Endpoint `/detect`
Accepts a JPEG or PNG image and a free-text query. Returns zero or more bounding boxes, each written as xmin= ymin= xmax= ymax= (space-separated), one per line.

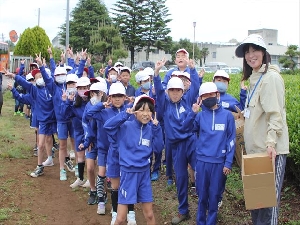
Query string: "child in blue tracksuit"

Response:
xmin=186 ymin=82 xmax=236 ymax=225
xmin=60 ymin=76 xmax=90 ymax=188
xmin=85 ymin=82 xmax=135 ymax=224
xmin=104 ymin=94 xmax=163 ymax=225
xmin=6 ymin=58 xmax=56 ymax=178
xmin=154 ymin=58 xmax=199 ymax=224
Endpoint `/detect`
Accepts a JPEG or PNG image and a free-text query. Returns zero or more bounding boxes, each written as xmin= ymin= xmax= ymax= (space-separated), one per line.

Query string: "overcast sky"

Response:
xmin=0 ymin=0 xmax=299 ymax=46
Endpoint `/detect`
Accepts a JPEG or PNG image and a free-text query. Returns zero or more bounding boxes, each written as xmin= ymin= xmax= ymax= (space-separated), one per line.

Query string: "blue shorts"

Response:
xmin=106 ymin=148 xmax=120 ymax=178
xmin=97 ymin=152 xmax=107 ymax=167
xmin=118 ymin=170 xmax=153 ymax=204
xmin=38 ymin=122 xmax=57 ymax=135
xmin=57 ymin=121 xmax=74 ymax=140
xmin=74 ymin=129 xmax=84 ymax=152
xmin=86 ymin=145 xmax=97 ymax=160
xmin=31 ymin=112 xmax=39 ymax=128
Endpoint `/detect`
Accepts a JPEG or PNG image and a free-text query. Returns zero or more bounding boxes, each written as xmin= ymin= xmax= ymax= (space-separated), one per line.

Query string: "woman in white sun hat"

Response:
xmin=235 ymin=34 xmax=289 ymax=225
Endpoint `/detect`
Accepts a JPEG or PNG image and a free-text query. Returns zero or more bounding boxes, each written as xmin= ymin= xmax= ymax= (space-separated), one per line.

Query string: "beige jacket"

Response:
xmin=244 ymin=64 xmax=289 ymax=155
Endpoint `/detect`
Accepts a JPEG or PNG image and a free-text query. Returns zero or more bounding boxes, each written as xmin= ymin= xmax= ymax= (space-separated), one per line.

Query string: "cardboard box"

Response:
xmin=233 ymin=106 xmax=246 ymax=167
xmin=242 ymin=153 xmax=277 ymax=210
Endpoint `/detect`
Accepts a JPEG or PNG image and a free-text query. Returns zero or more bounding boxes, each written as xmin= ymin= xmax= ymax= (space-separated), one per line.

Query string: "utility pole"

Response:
xmin=38 ymin=8 xmax=40 ymax=26
xmin=193 ymin=22 xmax=196 ymax=60
xmin=66 ymin=0 xmax=70 ymax=65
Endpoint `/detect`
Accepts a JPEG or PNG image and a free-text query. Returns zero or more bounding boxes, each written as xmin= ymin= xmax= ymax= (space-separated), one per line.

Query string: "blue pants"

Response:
xmin=196 ymin=161 xmax=224 ymax=225
xmin=170 ymin=134 xmax=196 ymax=215
xmin=165 ymin=138 xmax=173 ymax=177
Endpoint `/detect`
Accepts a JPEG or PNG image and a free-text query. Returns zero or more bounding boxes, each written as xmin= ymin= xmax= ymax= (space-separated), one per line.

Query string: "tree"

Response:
xmin=59 ymin=0 xmax=111 ymax=51
xmin=278 ymin=45 xmax=300 ymax=72
xmin=201 ymin=48 xmax=209 ymax=66
xmin=89 ymin=23 xmax=128 ymax=64
xmin=14 ymin=26 xmax=52 ymax=61
xmin=111 ymin=0 xmax=172 ymax=67
xmin=170 ymin=39 xmax=202 ymax=63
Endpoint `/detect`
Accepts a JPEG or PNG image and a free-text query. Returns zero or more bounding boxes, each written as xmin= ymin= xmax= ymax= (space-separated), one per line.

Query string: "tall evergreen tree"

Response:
xmin=59 ymin=0 xmax=111 ymax=51
xmin=112 ymin=0 xmax=172 ymax=67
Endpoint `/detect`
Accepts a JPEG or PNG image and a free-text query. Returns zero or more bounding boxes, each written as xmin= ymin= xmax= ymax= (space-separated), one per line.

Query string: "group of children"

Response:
xmin=4 ymin=46 xmax=245 ymax=225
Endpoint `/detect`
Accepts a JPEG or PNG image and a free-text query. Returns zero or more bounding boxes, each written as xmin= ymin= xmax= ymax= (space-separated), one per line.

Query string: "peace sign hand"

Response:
xmin=35 ymin=52 xmax=43 ymax=67
xmin=192 ymin=98 xmax=201 ymax=113
xmin=150 ymin=112 xmax=159 ymax=126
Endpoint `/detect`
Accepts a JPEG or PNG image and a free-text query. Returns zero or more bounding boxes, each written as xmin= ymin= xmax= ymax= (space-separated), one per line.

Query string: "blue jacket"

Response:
xmin=154 ymin=74 xmax=198 ymax=143
xmin=15 ymin=73 xmax=55 ymax=123
xmin=124 ymin=84 xmax=135 ymax=97
xmin=219 ymin=91 xmax=246 ymax=112
xmin=104 ymin=110 xmax=163 ymax=172
xmin=85 ymin=103 xmax=131 ymax=153
xmin=186 ymin=105 xmax=236 ymax=169
xmin=76 ymin=59 xmax=95 ymax=78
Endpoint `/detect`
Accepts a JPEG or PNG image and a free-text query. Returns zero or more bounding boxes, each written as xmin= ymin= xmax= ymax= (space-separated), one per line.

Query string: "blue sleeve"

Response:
xmin=181 ymin=111 xmax=198 ymax=132
xmin=85 ymin=102 xmax=105 ymax=120
xmin=199 ymin=77 xmax=203 ymax=86
xmin=104 ymin=65 xmax=111 ymax=78
xmin=153 ymin=76 xmax=166 ymax=122
xmin=15 ymin=75 xmax=32 ymax=92
xmin=239 ymin=89 xmax=247 ymax=111
xmin=186 ymin=68 xmax=200 ymax=105
xmin=50 ymin=58 xmax=56 ymax=75
xmin=11 ymin=88 xmax=31 ymax=105
xmin=40 ymin=66 xmax=55 ymax=95
xmin=76 ymin=59 xmax=86 ymax=77
xmin=82 ymin=119 xmax=96 ymax=149
xmin=68 ymin=58 xmax=75 ymax=68
xmin=225 ymin=114 xmax=236 ymax=169
xmin=88 ymin=65 xmax=95 ymax=78
xmin=60 ymin=100 xmax=74 ymax=119
xmin=19 ymin=63 xmax=25 ymax=75
xmin=103 ymin=111 xmax=131 ymax=143
xmin=162 ymin=69 xmax=173 ymax=90
xmin=151 ymin=124 xmax=164 ymax=154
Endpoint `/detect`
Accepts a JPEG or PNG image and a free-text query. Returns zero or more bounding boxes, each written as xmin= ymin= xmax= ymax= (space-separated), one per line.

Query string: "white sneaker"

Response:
xmin=111 ymin=212 xmax=117 ymax=225
xmin=127 ymin=211 xmax=137 ymax=225
xmin=69 ymin=150 xmax=76 ymax=159
xmin=82 ymin=180 xmax=90 ymax=188
xmin=70 ymin=178 xmax=85 ymax=188
xmin=42 ymin=158 xmax=54 ymax=167
xmin=97 ymin=202 xmax=105 ymax=215
xmin=218 ymin=200 xmax=223 ymax=209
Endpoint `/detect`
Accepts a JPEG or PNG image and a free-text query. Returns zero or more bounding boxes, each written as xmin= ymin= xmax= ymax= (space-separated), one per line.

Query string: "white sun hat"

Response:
xmin=135 ymin=70 xmax=150 ymax=83
xmin=54 ymin=66 xmax=67 ymax=75
xmin=143 ymin=67 xmax=154 ymax=76
xmin=76 ymin=77 xmax=91 ymax=87
xmin=213 ymin=70 xmax=230 ymax=81
xmin=235 ymin=34 xmax=267 ymax=58
xmin=84 ymin=82 xmax=108 ymax=96
xmin=167 ymin=77 xmax=184 ymax=90
xmin=133 ymin=94 xmax=155 ymax=109
xmin=199 ymin=82 xmax=218 ymax=97
xmin=108 ymin=82 xmax=126 ymax=96
xmin=26 ymin=73 xmax=34 ymax=81
xmin=66 ymin=74 xmax=78 ymax=83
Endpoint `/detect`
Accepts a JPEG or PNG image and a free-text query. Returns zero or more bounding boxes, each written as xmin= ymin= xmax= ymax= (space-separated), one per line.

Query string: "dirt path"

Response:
xmin=0 ymin=155 xmax=161 ymax=225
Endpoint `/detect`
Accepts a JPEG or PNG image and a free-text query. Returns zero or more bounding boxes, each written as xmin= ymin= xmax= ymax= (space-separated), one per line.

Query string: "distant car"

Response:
xmin=131 ymin=61 xmax=155 ymax=72
xmin=222 ymin=67 xmax=241 ymax=74
xmin=159 ymin=66 xmax=168 ymax=73
xmin=195 ymin=66 xmax=213 ymax=73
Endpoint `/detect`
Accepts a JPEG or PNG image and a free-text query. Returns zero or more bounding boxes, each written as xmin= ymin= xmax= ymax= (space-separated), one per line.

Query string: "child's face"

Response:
xmin=110 ymin=94 xmax=126 ymax=108
xmin=34 ymin=73 xmax=42 ymax=80
xmin=167 ymin=88 xmax=183 ymax=103
xmin=67 ymin=82 xmax=76 ymax=88
xmin=179 ymin=77 xmax=191 ymax=91
xmin=119 ymin=71 xmax=130 ymax=84
xmin=175 ymin=52 xmax=188 ymax=68
xmin=135 ymin=102 xmax=152 ymax=124
xmin=214 ymin=76 xmax=229 ymax=87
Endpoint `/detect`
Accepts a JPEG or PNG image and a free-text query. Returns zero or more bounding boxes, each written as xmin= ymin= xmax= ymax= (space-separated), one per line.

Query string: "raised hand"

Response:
xmin=126 ymin=107 xmax=135 ymax=114
xmin=7 ymin=80 xmax=13 ymax=90
xmin=198 ymin=68 xmax=205 ymax=78
xmin=150 ymin=112 xmax=159 ymax=126
xmin=35 ymin=52 xmax=43 ymax=67
xmin=240 ymin=80 xmax=247 ymax=90
xmin=188 ymin=59 xmax=195 ymax=69
xmin=81 ymin=48 xmax=88 ymax=60
xmin=154 ymin=58 xmax=166 ymax=76
xmin=62 ymin=89 xmax=67 ymax=101
xmin=192 ymin=98 xmax=201 ymax=113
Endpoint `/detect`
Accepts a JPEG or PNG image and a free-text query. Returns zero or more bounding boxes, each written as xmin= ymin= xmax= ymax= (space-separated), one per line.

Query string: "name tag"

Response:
xmin=215 ymin=124 xmax=225 ymax=131
xmin=141 ymin=139 xmax=150 ymax=147
xmin=244 ymin=108 xmax=250 ymax=118
xmin=179 ymin=106 xmax=185 ymax=114
xmin=221 ymin=101 xmax=229 ymax=108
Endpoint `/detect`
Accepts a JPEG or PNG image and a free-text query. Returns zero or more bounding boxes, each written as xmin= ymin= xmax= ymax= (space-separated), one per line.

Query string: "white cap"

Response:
xmin=26 ymin=73 xmax=34 ymax=81
xmin=76 ymin=77 xmax=91 ymax=87
xmin=176 ymin=48 xmax=189 ymax=58
xmin=135 ymin=70 xmax=150 ymax=83
xmin=177 ymin=71 xmax=190 ymax=81
xmin=108 ymin=67 xmax=120 ymax=74
xmin=119 ymin=66 xmax=131 ymax=74
xmin=114 ymin=62 xmax=123 ymax=67
xmin=213 ymin=70 xmax=230 ymax=81
xmin=199 ymin=82 xmax=218 ymax=96
xmin=167 ymin=77 xmax=184 ymax=90
xmin=143 ymin=67 xmax=154 ymax=76
xmin=133 ymin=94 xmax=155 ymax=109
xmin=235 ymin=34 xmax=267 ymax=58
xmin=95 ymin=76 xmax=106 ymax=84
xmin=84 ymin=82 xmax=108 ymax=96
xmin=66 ymin=74 xmax=78 ymax=83
xmin=30 ymin=62 xmax=39 ymax=68
xmin=108 ymin=82 xmax=126 ymax=96
xmin=54 ymin=66 xmax=67 ymax=75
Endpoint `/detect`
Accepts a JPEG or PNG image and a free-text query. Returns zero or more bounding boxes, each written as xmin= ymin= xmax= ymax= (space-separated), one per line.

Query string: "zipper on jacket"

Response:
xmin=175 ymin=103 xmax=179 ymax=118
xmin=212 ymin=110 xmax=215 ymax=131
xmin=139 ymin=124 xmax=143 ymax=145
